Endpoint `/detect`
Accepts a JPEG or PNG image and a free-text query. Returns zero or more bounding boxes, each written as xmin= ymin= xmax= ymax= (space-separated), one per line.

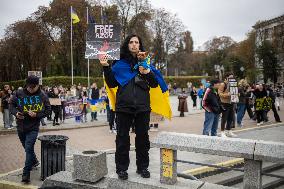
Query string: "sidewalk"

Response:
xmin=0 ymin=96 xmax=202 ymax=135
xmin=0 ymin=124 xmax=283 ymax=189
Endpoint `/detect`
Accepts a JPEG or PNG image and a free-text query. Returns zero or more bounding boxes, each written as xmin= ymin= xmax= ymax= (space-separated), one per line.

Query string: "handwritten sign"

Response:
xmin=17 ymin=95 xmax=44 ymax=113
xmin=85 ymin=24 xmax=121 ymax=60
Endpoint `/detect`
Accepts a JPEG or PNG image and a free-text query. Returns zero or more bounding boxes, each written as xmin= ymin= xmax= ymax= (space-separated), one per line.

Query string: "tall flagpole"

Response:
xmin=86 ymin=7 xmax=90 ymax=89
xmin=101 ymin=6 xmax=105 ymax=87
xmin=70 ymin=6 xmax=74 ymax=86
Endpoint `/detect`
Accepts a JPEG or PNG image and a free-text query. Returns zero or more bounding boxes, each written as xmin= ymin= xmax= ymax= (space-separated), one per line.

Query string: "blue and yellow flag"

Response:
xmin=105 ymin=58 xmax=172 ymax=119
xmin=71 ymin=8 xmax=80 ymax=24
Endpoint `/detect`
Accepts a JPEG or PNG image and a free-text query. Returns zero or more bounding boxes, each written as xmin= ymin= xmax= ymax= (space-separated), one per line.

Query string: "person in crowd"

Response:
xmin=275 ymin=86 xmax=282 ymax=111
xmin=187 ymin=82 xmax=192 ymax=94
xmin=202 ymin=79 xmax=222 ymax=136
xmin=49 ymin=86 xmax=61 ymax=126
xmin=236 ymin=79 xmax=247 ymax=127
xmin=218 ymin=74 xmax=237 ymax=137
xmin=9 ymin=75 xmax=51 ymax=183
xmin=267 ymin=85 xmax=281 ymax=123
xmin=59 ymin=89 xmax=67 ymax=123
xmin=90 ymin=83 xmax=99 ymax=121
xmin=1 ymin=85 xmax=14 ymax=129
xmin=168 ymin=83 xmax=172 ymax=94
xmin=190 ymin=86 xmax=198 ymax=109
xmin=197 ymin=85 xmax=204 ymax=110
xmin=149 ymin=112 xmax=163 ymax=131
xmin=178 ymin=89 xmax=188 ymax=117
xmin=245 ymin=85 xmax=254 ymax=119
xmin=253 ymin=84 xmax=268 ymax=126
xmin=100 ymin=34 xmax=158 ymax=180
xmin=80 ymin=90 xmax=88 ymax=123
xmin=173 ymin=83 xmax=177 ymax=95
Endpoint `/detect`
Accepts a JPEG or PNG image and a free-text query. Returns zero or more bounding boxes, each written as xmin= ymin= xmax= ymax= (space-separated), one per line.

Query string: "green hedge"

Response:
xmin=0 ymin=75 xmax=210 ymax=90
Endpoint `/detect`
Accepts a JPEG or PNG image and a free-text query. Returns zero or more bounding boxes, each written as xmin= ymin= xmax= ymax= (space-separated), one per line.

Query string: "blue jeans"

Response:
xmin=237 ymin=103 xmax=246 ymax=125
xmin=203 ymin=111 xmax=220 ymax=136
xmin=18 ymin=130 xmax=38 ymax=174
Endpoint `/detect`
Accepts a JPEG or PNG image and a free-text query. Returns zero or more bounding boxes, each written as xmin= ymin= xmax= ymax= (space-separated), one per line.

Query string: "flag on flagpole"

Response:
xmin=88 ymin=13 xmax=96 ymax=24
xmin=71 ymin=7 xmax=80 ymax=24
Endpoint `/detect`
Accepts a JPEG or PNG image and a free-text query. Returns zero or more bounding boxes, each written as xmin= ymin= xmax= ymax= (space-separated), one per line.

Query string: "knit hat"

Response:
xmin=26 ymin=75 xmax=39 ymax=86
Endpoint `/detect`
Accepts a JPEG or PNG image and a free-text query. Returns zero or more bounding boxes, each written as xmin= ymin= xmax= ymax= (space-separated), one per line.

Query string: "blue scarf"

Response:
xmin=112 ymin=59 xmax=168 ymax=93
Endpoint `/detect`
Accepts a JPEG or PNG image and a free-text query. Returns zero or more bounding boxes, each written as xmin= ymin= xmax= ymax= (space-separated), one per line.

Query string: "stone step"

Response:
xmin=199 ymin=162 xmax=284 ymax=188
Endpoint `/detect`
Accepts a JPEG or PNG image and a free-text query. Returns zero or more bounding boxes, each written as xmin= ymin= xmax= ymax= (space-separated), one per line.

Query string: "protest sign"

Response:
xmin=85 ymin=24 xmax=121 ymax=60
xmin=49 ymin=98 xmax=62 ymax=105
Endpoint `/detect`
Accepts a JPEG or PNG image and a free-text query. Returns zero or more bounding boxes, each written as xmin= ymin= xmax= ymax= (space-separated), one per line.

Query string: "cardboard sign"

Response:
xmin=228 ymin=78 xmax=239 ymax=103
xmin=85 ymin=24 xmax=121 ymax=60
xmin=49 ymin=98 xmax=62 ymax=105
xmin=28 ymin=71 xmax=42 ymax=85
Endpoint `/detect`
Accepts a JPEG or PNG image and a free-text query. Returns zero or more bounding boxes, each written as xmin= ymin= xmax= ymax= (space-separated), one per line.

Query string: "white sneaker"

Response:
xmin=112 ymin=129 xmax=117 ymax=134
xmin=226 ymin=130 xmax=237 ymax=137
xmin=257 ymin=123 xmax=261 ymax=126
xmin=220 ymin=131 xmax=227 ymax=137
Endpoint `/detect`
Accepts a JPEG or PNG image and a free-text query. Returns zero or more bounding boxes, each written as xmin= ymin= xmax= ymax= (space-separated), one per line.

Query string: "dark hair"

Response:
xmin=120 ymin=34 xmax=145 ymax=60
xmin=210 ymin=79 xmax=220 ymax=86
xmin=26 ymin=75 xmax=39 ymax=85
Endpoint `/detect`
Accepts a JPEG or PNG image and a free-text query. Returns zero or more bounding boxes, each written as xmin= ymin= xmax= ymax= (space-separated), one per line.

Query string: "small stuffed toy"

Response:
xmin=134 ymin=51 xmax=151 ymax=70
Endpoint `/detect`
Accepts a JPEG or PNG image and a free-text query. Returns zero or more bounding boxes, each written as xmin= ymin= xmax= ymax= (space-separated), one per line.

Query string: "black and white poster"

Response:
xmin=228 ymin=78 xmax=239 ymax=103
xmin=85 ymin=24 xmax=121 ymax=60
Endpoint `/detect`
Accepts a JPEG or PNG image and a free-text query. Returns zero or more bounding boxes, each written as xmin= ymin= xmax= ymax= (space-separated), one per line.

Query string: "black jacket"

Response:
xmin=103 ymin=58 xmax=158 ymax=114
xmin=202 ymin=87 xmax=221 ymax=114
xmin=91 ymin=88 xmax=100 ymax=100
xmin=9 ymin=88 xmax=51 ymax=132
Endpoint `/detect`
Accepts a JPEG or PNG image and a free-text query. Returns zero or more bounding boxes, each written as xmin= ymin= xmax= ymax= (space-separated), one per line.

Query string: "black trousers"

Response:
xmin=272 ymin=103 xmax=281 ymax=122
xmin=221 ymin=103 xmax=234 ymax=131
xmin=115 ymin=111 xmax=150 ymax=172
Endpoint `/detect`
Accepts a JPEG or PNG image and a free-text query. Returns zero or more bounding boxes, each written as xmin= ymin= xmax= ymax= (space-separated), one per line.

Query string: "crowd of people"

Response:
xmin=200 ymin=74 xmax=283 ymax=137
xmin=0 ymin=82 xmax=117 ymax=131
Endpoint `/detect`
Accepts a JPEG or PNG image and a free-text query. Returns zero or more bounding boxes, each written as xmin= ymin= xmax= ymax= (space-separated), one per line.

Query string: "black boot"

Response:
xmin=116 ymin=170 xmax=128 ymax=180
xmin=136 ymin=169 xmax=150 ymax=178
xmin=21 ymin=172 xmax=30 ymax=183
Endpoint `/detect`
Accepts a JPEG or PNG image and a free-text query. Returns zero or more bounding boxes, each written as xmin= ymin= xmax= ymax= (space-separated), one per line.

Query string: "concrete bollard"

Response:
xmin=73 ymin=150 xmax=108 ymax=183
xmin=160 ymin=148 xmax=177 ymax=185
xmin=243 ymin=159 xmax=262 ymax=189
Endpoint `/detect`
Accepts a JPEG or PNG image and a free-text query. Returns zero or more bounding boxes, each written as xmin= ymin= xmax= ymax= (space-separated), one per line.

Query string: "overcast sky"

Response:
xmin=1 ymin=0 xmax=284 ymax=49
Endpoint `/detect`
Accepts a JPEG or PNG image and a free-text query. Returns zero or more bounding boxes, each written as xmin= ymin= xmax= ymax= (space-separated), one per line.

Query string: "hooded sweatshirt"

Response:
xmin=9 ymin=87 xmax=51 ymax=132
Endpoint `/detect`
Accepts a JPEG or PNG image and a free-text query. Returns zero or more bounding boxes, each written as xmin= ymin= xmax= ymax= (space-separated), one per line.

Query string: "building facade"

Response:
xmin=253 ymin=14 xmax=284 ymax=83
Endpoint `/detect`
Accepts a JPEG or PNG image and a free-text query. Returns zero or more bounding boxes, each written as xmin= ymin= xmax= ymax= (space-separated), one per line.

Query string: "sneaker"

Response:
xmin=136 ymin=169 xmax=151 ymax=178
xmin=226 ymin=130 xmax=237 ymax=137
xmin=220 ymin=131 xmax=227 ymax=137
xmin=55 ymin=122 xmax=60 ymax=126
xmin=42 ymin=123 xmax=47 ymax=126
xmin=21 ymin=173 xmax=30 ymax=183
xmin=257 ymin=123 xmax=261 ymax=126
xmin=117 ymin=171 xmax=128 ymax=180
xmin=237 ymin=123 xmax=243 ymax=128
xmin=112 ymin=129 xmax=117 ymax=134
xmin=7 ymin=127 xmax=12 ymax=130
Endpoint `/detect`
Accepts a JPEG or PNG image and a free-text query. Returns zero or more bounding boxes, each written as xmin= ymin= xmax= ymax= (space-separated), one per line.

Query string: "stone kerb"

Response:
xmin=152 ymin=132 xmax=256 ymax=159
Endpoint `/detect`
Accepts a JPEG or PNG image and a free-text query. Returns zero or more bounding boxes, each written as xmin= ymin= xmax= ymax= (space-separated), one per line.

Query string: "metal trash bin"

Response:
xmin=38 ymin=135 xmax=69 ymax=180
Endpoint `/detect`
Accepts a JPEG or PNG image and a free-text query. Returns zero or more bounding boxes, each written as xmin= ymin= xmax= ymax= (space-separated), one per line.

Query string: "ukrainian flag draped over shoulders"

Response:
xmin=105 ymin=59 xmax=172 ymax=120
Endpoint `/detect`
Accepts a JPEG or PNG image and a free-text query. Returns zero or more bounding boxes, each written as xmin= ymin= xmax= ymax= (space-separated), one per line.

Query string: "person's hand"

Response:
xmin=139 ymin=66 xmax=150 ymax=74
xmin=99 ymin=53 xmax=109 ymax=66
xmin=28 ymin=110 xmax=37 ymax=118
xmin=16 ymin=112 xmax=24 ymax=119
